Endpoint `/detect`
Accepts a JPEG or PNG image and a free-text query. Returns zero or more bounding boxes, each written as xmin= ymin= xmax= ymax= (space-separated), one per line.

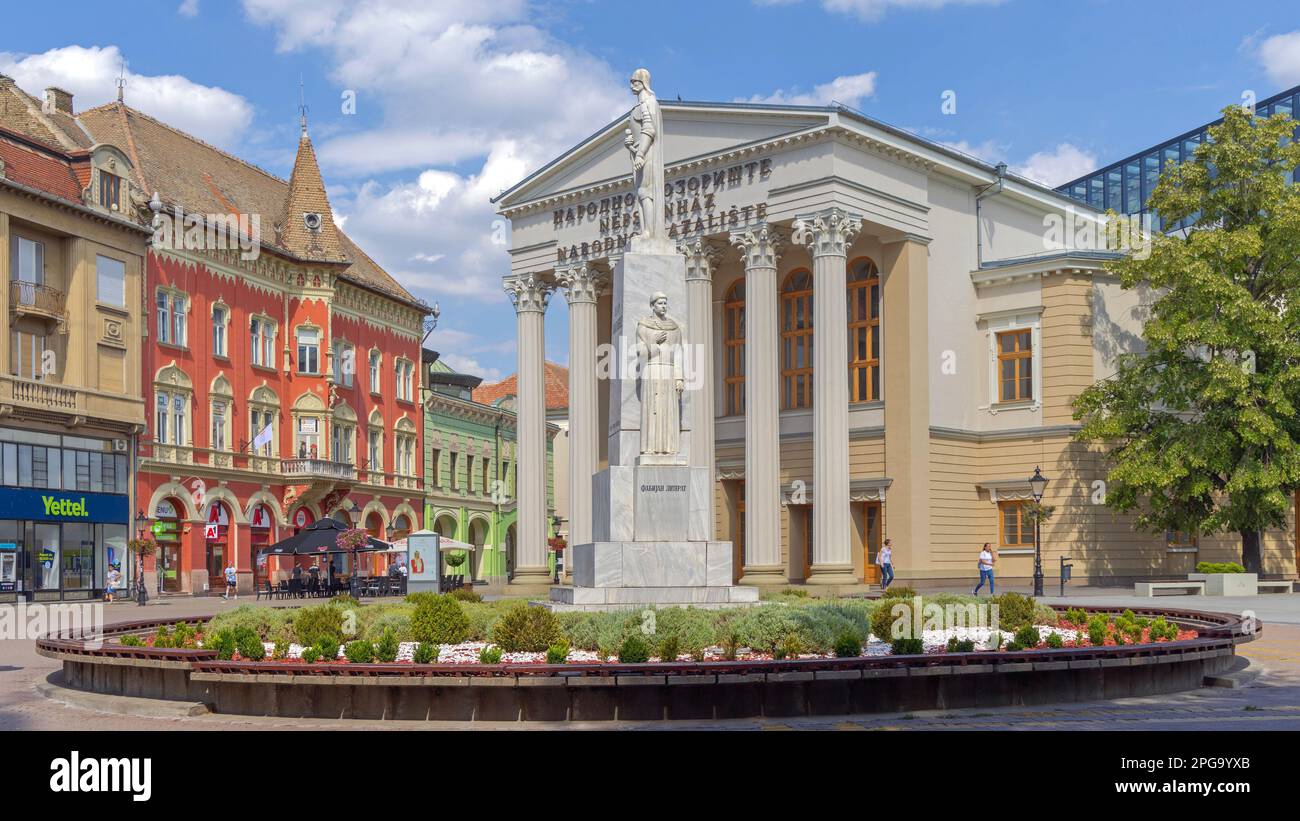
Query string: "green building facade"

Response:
xmin=423 ymin=353 xmax=556 ymax=586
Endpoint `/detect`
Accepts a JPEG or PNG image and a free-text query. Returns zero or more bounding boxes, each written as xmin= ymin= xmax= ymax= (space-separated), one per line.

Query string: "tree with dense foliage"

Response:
xmin=1074 ymin=105 xmax=1300 ymax=572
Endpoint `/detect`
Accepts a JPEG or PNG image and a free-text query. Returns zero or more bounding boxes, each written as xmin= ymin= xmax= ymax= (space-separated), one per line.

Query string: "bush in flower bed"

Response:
xmin=206 ymin=606 xmax=294 ymax=645
xmin=1196 ymin=561 xmax=1245 ymax=574
xmin=547 ymin=640 xmax=570 ymax=665
xmin=120 ymin=634 xmax=143 ymax=647
xmin=655 ymin=634 xmax=679 ymax=663
xmin=618 ymin=634 xmax=651 ymax=663
xmin=315 ymin=637 xmax=340 ymax=662
xmin=237 ymin=630 xmax=266 ymax=661
xmin=490 ymin=603 xmax=563 ymax=652
xmin=272 ymin=638 xmax=290 ymax=660
xmin=449 ymin=587 xmax=483 ymax=604
xmin=946 ymin=636 xmax=976 ymax=653
xmin=291 ymin=605 xmax=345 ymax=647
xmin=1149 ymin=616 xmax=1179 ymax=641
xmin=411 ymin=594 xmax=469 ymax=645
xmin=1045 ymin=632 xmax=1064 ymax=648
xmin=412 ymin=642 xmax=437 ymax=664
xmin=993 ymin=592 xmax=1037 ymax=632
xmin=374 ymin=628 xmax=401 ymax=663
xmin=890 ymin=637 xmax=924 ymax=655
xmin=362 ymin=610 xmax=414 ymax=643
xmin=479 ymin=645 xmax=503 ymax=664
xmin=880 ymin=585 xmax=917 ymax=600
xmin=1014 ymin=625 xmax=1041 ymax=648
xmin=344 ymin=640 xmax=375 ymax=664
xmin=772 ymin=633 xmax=803 ymax=660
xmin=206 ymin=629 xmax=237 ymax=660
xmin=833 ymin=631 xmax=863 ymax=658
xmin=301 ymin=646 xmax=322 ymax=663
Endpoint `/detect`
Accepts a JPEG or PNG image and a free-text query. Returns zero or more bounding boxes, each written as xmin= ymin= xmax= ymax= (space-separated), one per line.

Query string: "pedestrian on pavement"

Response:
xmin=105 ymin=565 xmax=121 ymax=602
xmin=973 ymin=543 xmax=995 ymax=596
xmin=222 ymin=563 xmax=238 ymax=600
xmin=878 ymin=539 xmax=894 ymax=590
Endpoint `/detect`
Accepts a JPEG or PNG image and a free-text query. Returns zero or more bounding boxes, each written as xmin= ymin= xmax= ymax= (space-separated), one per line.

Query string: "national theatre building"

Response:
xmin=493 ymin=98 xmax=1298 ymax=589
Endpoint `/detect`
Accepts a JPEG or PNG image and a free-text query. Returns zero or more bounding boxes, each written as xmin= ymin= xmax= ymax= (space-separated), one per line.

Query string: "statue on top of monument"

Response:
xmin=636 ymin=291 xmax=684 ymax=457
xmin=624 ymin=68 xmax=666 ymax=250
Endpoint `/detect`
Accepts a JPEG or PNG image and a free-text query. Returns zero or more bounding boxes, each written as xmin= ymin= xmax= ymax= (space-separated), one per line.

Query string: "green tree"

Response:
xmin=1074 ymin=105 xmax=1300 ymax=572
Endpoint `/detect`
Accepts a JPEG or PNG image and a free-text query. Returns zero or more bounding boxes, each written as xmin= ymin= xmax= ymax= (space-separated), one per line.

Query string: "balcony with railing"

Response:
xmin=282 ymin=458 xmax=357 ymax=481
xmin=1 ymin=375 xmax=77 ymax=410
xmin=10 ymin=280 xmax=66 ymax=321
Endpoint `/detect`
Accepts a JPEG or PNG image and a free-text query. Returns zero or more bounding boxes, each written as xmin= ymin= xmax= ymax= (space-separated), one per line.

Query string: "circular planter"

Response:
xmin=36 ymin=605 xmax=1259 ymax=722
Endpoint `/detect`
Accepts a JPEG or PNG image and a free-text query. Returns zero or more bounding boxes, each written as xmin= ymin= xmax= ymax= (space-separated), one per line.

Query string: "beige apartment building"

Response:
xmin=0 ymin=81 xmax=150 ymax=601
xmin=494 ymin=98 xmax=1297 ymax=588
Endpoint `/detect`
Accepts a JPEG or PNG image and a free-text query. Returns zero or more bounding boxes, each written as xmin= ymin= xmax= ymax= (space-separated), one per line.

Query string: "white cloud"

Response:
xmin=0 ymin=45 xmax=253 ymax=148
xmin=744 ymin=71 xmax=877 ymax=108
xmin=940 ymin=138 xmax=1004 ymax=164
xmin=1257 ymin=31 xmax=1300 ymax=87
xmin=758 ymin=0 xmax=1006 ymax=22
xmin=1015 ymin=143 xmax=1098 ymax=187
xmin=436 ymin=353 xmax=503 ymax=382
xmin=177 ymin=0 xmax=200 ymax=17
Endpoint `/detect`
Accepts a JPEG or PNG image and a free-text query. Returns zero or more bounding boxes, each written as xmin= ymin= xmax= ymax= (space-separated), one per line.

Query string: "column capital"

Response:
xmin=677 ymin=236 xmax=722 ymax=283
xmin=503 ymin=273 xmax=554 ymax=313
xmin=555 ymin=262 xmax=607 ymax=305
xmin=729 ymin=224 xmax=783 ymax=270
xmin=794 ymin=207 xmax=863 ymax=258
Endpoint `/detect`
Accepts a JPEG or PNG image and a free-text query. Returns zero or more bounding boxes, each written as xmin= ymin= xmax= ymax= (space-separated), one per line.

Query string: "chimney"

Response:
xmin=43 ymin=87 xmax=73 ymax=115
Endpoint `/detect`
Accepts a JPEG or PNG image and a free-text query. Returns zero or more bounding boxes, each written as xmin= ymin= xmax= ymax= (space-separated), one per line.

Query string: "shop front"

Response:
xmin=0 ymin=487 xmax=130 ymax=602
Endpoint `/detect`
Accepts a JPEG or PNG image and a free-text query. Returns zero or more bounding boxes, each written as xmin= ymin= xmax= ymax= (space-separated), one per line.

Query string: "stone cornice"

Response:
xmin=504 ymin=272 xmax=554 ymax=313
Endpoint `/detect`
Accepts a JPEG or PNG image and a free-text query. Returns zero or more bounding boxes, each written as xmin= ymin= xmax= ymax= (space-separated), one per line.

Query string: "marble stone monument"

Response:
xmin=551 ymin=68 xmax=758 ymax=610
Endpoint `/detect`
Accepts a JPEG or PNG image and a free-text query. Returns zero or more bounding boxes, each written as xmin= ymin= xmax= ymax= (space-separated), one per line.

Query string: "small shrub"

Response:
xmin=1005 ymin=640 xmax=1025 ymax=651
xmin=946 ymin=636 xmax=976 ymax=653
xmin=1066 ymin=607 xmax=1088 ymax=627
xmin=1196 ymin=561 xmax=1245 ymax=574
xmin=479 ymin=645 xmax=503 ymax=664
xmin=172 ymin=622 xmax=196 ymax=648
xmin=1045 ymin=632 xmax=1064 ymax=649
xmin=236 ymin=630 xmax=266 ymax=661
xmin=1087 ymin=614 xmax=1109 ymax=646
xmin=871 ymin=598 xmax=913 ymax=641
xmin=722 ymin=631 xmax=741 ymax=660
xmin=994 ymin=592 xmax=1037 ymax=632
xmin=153 ymin=626 xmax=173 ymax=649
xmin=374 ymin=628 xmax=400 ymax=663
xmin=618 ymin=634 xmax=651 ymax=663
xmin=881 ymin=585 xmax=917 ymax=600
xmin=206 ymin=629 xmax=237 ymax=660
xmin=301 ymin=647 xmax=321 ymax=663
xmin=490 ymin=603 xmax=563 ymax=652
xmin=120 ymin=634 xmax=143 ymax=647
xmin=890 ymin=637 xmax=924 ymax=655
xmin=412 ymin=642 xmax=437 ymax=664
xmin=315 ymin=637 xmax=340 ymax=662
xmin=272 ymin=638 xmax=290 ymax=660
xmin=411 ymin=595 xmax=470 ymax=645
xmin=1149 ymin=616 xmax=1178 ymax=641
xmin=1014 ymin=625 xmax=1041 ymax=648
xmin=292 ymin=605 xmax=345 ymax=647
xmin=331 ymin=594 xmax=362 ymax=607
xmin=656 ymin=634 xmax=679 ymax=663
xmin=449 ymin=587 xmax=483 ymax=603
xmin=344 ymin=640 xmax=375 ymax=664
xmin=773 ymin=633 xmax=803 ymax=660
xmin=546 ymin=640 xmax=570 ymax=665
xmin=833 ymin=631 xmax=863 ymax=658
xmin=405 ymin=591 xmax=440 ymax=607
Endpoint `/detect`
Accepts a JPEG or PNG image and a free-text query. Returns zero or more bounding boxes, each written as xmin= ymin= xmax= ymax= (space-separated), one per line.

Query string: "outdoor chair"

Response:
xmin=256 ymin=579 xmax=275 ymax=601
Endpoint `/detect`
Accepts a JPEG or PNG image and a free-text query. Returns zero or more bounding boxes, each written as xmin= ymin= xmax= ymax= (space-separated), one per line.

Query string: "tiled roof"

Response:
xmin=0 ymin=127 xmax=85 ymax=203
xmin=0 ymin=75 xmax=422 ymax=308
xmin=473 ymin=361 xmax=569 ymax=411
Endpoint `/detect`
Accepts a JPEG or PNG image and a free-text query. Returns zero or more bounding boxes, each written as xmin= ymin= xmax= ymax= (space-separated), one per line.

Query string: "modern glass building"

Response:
xmin=1057 ymin=84 xmax=1300 ymax=231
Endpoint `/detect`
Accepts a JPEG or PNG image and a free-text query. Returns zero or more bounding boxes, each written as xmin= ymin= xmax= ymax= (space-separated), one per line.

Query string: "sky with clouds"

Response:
xmin=2 ymin=0 xmax=1298 ymax=380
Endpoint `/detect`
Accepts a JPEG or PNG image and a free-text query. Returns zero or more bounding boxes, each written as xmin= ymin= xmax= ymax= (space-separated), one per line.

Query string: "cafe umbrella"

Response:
xmin=256 ymin=518 xmax=388 ymax=558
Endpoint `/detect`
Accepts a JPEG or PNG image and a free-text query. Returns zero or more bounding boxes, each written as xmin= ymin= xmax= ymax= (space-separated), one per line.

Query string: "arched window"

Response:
xmin=847 ymin=258 xmax=881 ymax=402
xmin=780 ymin=269 xmax=814 ymax=410
xmin=723 ymin=280 xmax=745 ymax=416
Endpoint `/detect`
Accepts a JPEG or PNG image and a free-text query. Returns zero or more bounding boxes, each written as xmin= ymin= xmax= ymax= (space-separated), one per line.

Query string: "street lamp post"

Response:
xmin=1029 ymin=466 xmax=1048 ymax=597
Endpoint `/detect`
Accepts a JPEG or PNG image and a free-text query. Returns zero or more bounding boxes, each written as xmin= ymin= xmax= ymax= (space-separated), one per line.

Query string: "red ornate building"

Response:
xmin=67 ymin=102 xmax=429 ymax=594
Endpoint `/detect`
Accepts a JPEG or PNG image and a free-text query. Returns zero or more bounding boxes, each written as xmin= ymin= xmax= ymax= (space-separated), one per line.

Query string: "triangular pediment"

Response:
xmin=497 ymin=103 xmax=833 ymax=208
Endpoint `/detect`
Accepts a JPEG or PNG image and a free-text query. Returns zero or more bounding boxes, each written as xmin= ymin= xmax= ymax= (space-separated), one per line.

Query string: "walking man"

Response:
xmin=222 ymin=562 xmax=238 ymax=600
xmin=878 ymin=539 xmax=894 ymax=590
xmin=973 ymin=542 xmax=996 ymax=596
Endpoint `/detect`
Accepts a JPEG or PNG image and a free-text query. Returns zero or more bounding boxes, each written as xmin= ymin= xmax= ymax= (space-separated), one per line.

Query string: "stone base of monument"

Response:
xmin=548 ymin=540 xmax=760 ymax=610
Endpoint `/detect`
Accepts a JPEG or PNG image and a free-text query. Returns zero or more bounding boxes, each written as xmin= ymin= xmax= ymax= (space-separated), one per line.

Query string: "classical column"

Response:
xmin=882 ymin=236 xmax=931 ymax=580
xmin=556 ymin=263 xmax=606 ymax=557
xmin=678 ymin=236 xmax=720 ymax=484
xmin=797 ymin=209 xmax=862 ymax=585
xmin=504 ymin=272 xmax=554 ymax=586
xmin=730 ymin=226 xmax=784 ymax=585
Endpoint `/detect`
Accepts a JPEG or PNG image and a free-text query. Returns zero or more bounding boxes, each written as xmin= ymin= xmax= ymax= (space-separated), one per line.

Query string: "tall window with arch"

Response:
xmin=723 ymin=279 xmax=745 ymax=416
xmin=780 ymin=269 xmax=814 ymax=410
xmin=847 ymin=258 xmax=881 ymax=402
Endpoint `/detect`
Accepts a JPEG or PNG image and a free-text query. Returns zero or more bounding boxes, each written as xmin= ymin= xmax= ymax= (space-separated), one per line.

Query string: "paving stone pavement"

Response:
xmin=1 ymin=593 xmax=1297 ymax=731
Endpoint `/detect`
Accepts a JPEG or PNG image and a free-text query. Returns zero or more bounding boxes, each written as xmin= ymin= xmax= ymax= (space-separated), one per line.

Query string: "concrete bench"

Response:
xmin=1135 ymin=580 xmax=1205 ymax=597
xmin=1257 ymin=580 xmax=1296 ymax=594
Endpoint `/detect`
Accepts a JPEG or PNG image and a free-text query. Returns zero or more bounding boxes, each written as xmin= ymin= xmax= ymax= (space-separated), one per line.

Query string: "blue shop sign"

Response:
xmin=0 ymin=488 xmax=129 ymax=523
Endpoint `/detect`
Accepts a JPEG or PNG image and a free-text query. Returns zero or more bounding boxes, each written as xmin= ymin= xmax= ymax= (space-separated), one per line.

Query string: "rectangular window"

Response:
xmin=369 ymin=351 xmax=381 ymax=393
xmin=297 ymin=328 xmax=320 ymax=374
xmin=369 ymin=429 xmax=382 ymax=472
xmin=334 ymin=342 xmax=354 ymax=387
xmin=171 ymin=396 xmax=185 ymax=446
xmin=156 ymin=393 xmax=169 ymax=444
xmin=11 ymin=236 xmax=45 ymax=286
xmin=99 ymin=170 xmax=121 ymax=210
xmin=211 ymin=402 xmax=227 ymax=451
xmin=451 ymin=452 xmax=459 ymax=488
xmin=996 ymin=329 xmax=1033 ymax=402
xmin=212 ymin=306 xmax=227 ymax=356
xmin=156 ymin=292 xmax=170 ymax=345
xmin=10 ymin=331 xmax=47 ymax=380
xmin=172 ymin=295 xmax=186 ymax=346
xmin=1166 ymin=529 xmax=1198 ymax=550
xmin=999 ymin=500 xmax=1034 ymax=548
xmin=96 ymin=255 xmax=126 ymax=306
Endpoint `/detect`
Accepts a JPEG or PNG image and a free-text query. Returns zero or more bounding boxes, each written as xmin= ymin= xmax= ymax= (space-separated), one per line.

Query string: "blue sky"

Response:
xmin=4 ymin=0 xmax=1300 ymax=381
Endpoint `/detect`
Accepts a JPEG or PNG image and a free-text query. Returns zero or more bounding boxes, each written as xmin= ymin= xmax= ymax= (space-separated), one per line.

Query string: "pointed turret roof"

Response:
xmin=277 ymin=127 xmax=348 ymax=263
